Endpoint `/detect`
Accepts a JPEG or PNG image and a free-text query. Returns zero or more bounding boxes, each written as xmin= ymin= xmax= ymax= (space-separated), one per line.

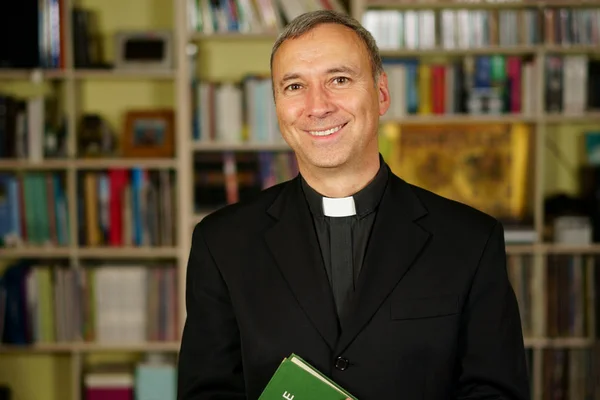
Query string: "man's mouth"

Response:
xmin=307 ymin=123 xmax=347 ymax=137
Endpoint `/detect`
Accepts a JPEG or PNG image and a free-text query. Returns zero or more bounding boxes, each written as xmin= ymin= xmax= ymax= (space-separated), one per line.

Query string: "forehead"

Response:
xmin=272 ymin=23 xmax=370 ymax=76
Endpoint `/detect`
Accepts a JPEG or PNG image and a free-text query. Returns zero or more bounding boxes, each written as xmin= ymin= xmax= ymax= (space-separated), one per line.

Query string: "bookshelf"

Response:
xmin=349 ymin=0 xmax=600 ymax=399
xmin=1 ymin=0 xmax=599 ymax=399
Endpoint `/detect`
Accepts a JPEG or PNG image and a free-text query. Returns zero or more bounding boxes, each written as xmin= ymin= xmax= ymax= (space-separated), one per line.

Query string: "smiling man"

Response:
xmin=178 ymin=10 xmax=530 ymax=400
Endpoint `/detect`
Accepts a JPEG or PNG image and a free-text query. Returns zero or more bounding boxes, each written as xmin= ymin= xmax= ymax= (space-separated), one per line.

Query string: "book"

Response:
xmin=258 ymin=353 xmax=358 ymax=400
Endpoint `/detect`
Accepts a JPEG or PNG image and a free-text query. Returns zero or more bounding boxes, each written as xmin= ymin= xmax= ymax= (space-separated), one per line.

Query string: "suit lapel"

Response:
xmin=264 ymin=177 xmax=339 ymax=350
xmin=337 ymin=175 xmax=431 ymax=353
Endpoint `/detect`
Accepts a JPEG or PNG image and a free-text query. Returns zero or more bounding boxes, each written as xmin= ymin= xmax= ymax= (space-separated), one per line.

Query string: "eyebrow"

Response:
xmin=279 ymin=66 xmax=359 ymax=87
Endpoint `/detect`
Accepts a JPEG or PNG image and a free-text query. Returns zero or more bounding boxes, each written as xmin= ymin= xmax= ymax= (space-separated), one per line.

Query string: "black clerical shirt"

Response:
xmin=300 ymin=157 xmax=389 ymax=316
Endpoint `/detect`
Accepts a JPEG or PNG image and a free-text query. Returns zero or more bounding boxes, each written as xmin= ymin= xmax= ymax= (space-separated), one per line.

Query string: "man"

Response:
xmin=178 ymin=10 xmax=530 ymax=400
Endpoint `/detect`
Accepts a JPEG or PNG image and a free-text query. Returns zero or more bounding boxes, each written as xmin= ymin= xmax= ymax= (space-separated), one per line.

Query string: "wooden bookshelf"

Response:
xmin=189 ymin=32 xmax=279 ymax=41
xmin=75 ymin=247 xmax=179 ymax=259
xmin=191 ymin=141 xmax=291 ymax=152
xmin=72 ymin=158 xmax=178 ymax=169
xmin=0 ymin=159 xmax=72 ymax=170
xmin=0 ymin=68 xmax=68 ymax=80
xmin=385 ymin=114 xmax=538 ymax=124
xmin=0 ymin=247 xmax=73 ymax=259
xmin=72 ymin=69 xmax=177 ymax=80
xmin=380 ymin=46 xmax=540 ymax=57
xmin=0 ymin=341 xmax=180 ymax=353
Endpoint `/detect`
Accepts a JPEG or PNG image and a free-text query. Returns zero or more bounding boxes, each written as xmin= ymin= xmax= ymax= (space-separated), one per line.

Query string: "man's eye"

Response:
xmin=285 ymin=84 xmax=302 ymax=91
xmin=334 ymin=77 xmax=349 ymax=85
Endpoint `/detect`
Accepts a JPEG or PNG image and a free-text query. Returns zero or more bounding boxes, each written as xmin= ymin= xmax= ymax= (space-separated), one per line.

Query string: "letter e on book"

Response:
xmin=283 ymin=391 xmax=294 ymax=400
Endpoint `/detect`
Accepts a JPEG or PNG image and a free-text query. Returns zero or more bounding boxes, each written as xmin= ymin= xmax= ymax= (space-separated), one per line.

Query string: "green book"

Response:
xmin=258 ymin=353 xmax=358 ymax=400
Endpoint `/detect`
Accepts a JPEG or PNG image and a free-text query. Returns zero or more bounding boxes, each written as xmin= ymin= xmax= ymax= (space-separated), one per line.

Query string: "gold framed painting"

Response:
xmin=380 ymin=121 xmax=532 ymax=221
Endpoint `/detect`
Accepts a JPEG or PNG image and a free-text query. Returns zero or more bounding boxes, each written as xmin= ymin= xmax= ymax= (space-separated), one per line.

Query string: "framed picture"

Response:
xmin=122 ymin=109 xmax=175 ymax=158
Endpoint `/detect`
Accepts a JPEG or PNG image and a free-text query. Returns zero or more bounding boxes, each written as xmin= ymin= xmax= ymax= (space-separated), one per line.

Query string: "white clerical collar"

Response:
xmin=322 ymin=196 xmax=356 ymax=217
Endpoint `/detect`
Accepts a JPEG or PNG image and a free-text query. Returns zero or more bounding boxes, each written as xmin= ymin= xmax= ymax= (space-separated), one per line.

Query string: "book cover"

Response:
xmin=258 ymin=354 xmax=357 ymax=400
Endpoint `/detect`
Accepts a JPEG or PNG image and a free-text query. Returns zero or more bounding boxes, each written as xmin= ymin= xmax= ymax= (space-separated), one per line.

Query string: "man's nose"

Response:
xmin=306 ymin=86 xmax=335 ymax=118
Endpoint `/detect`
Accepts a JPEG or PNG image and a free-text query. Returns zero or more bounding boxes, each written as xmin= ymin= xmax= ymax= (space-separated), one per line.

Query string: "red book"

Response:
xmin=108 ymin=169 xmax=129 ymax=246
xmin=507 ymin=57 xmax=522 ymax=113
xmin=84 ymin=372 xmax=134 ymax=400
xmin=85 ymin=388 xmax=133 ymax=400
xmin=431 ymin=65 xmax=446 ymax=114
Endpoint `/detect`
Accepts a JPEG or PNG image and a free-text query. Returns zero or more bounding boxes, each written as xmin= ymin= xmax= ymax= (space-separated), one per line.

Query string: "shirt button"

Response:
xmin=335 ymin=356 xmax=349 ymax=371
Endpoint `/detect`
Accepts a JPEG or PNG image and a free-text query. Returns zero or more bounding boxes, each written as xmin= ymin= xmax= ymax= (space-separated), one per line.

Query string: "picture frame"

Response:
xmin=122 ymin=109 xmax=175 ymax=158
xmin=114 ymin=30 xmax=173 ymax=71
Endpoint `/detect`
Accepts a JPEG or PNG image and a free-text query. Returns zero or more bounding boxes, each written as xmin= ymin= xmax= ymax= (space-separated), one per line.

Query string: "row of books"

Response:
xmin=541 ymin=348 xmax=596 ymax=400
xmin=193 ymin=152 xmax=297 ymax=211
xmin=545 ymin=254 xmax=593 ymax=338
xmin=0 ymin=172 xmax=70 ymax=248
xmin=77 ymin=169 xmax=176 ymax=248
xmin=364 ymin=9 xmax=540 ymax=49
xmin=190 ymin=54 xmax=599 ymax=135
xmin=384 ymin=54 xmax=600 ymax=116
xmin=363 ymin=8 xmax=600 ymax=50
xmin=0 ymin=92 xmax=62 ymax=160
xmin=1 ymin=0 xmax=63 ymax=69
xmin=546 ymin=55 xmax=600 ymax=114
xmin=187 ymin=0 xmax=345 ymax=35
xmin=0 ymin=262 xmax=178 ymax=344
xmin=84 ymin=354 xmax=176 ymax=400
xmin=381 ymin=56 xmax=536 ymax=117
xmin=508 ymin=254 xmax=595 ymax=340
xmin=192 ymin=76 xmax=281 ymax=143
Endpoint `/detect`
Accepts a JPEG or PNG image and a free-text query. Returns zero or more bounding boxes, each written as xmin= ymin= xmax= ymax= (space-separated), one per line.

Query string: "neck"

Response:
xmin=299 ymin=153 xmax=380 ymax=198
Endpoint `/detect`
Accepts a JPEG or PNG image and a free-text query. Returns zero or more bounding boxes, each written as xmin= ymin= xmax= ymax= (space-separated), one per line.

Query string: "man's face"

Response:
xmin=271 ymin=23 xmax=390 ymax=172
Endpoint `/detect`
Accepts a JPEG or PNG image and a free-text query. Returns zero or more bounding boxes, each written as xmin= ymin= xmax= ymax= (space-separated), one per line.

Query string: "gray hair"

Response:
xmin=270 ymin=10 xmax=384 ymax=83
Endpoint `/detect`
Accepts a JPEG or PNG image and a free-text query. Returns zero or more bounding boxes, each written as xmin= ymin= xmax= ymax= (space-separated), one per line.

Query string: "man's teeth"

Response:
xmin=309 ymin=124 xmax=344 ymax=136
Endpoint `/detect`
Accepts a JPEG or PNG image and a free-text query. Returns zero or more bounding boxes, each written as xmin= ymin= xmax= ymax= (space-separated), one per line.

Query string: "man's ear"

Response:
xmin=377 ymin=71 xmax=391 ymax=116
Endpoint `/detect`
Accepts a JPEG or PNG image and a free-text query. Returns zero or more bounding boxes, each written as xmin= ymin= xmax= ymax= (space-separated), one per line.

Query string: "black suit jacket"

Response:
xmin=178 ymin=171 xmax=530 ymax=400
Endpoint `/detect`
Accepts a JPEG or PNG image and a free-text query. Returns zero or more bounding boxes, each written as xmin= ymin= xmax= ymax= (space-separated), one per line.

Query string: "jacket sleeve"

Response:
xmin=178 ymin=222 xmax=246 ymax=399
xmin=454 ymin=221 xmax=531 ymax=400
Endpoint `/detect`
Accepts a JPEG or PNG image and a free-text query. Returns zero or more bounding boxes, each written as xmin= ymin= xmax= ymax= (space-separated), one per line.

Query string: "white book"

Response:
xmin=404 ymin=11 xmax=418 ymax=50
xmin=457 ymin=10 xmax=470 ymax=49
xmin=441 ymin=10 xmax=456 ymax=50
xmin=390 ymin=64 xmax=406 ymax=119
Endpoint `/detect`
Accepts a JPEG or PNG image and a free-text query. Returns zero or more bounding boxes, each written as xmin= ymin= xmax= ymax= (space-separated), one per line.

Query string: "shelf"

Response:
xmin=0 ymin=247 xmax=72 ymax=258
xmin=506 ymin=243 xmax=600 ymax=254
xmin=0 ymin=158 xmax=178 ymax=170
xmin=543 ymin=45 xmax=600 ymax=54
xmin=77 ymin=247 xmax=179 ymax=259
xmin=0 ymin=247 xmax=180 ymax=259
xmin=524 ymin=337 xmax=595 ymax=348
xmin=0 ymin=341 xmax=180 ymax=354
xmin=0 ymin=159 xmax=71 ymax=171
xmin=73 ymin=69 xmax=176 ymax=80
xmin=367 ymin=0 xmax=600 ymax=10
xmin=1 ymin=338 xmax=591 ymax=352
xmin=74 ymin=158 xmax=178 ymax=169
xmin=190 ymin=32 xmax=279 ymax=41
xmin=543 ymin=112 xmax=600 ymax=124
xmin=380 ymin=46 xmax=539 ymax=57
xmin=386 ymin=114 xmax=537 ymax=124
xmin=0 ymin=69 xmax=67 ymax=80
xmin=192 ymin=141 xmax=291 ymax=152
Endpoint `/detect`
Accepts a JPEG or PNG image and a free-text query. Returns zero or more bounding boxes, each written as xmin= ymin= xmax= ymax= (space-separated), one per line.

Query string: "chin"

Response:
xmin=303 ymin=153 xmax=349 ymax=170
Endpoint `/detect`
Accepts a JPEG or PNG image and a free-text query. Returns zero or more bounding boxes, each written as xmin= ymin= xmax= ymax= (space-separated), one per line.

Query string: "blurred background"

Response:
xmin=0 ymin=0 xmax=599 ymax=399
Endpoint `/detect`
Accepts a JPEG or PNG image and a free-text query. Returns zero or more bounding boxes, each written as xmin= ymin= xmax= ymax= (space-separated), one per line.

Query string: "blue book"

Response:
xmin=135 ymin=361 xmax=176 ymax=400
